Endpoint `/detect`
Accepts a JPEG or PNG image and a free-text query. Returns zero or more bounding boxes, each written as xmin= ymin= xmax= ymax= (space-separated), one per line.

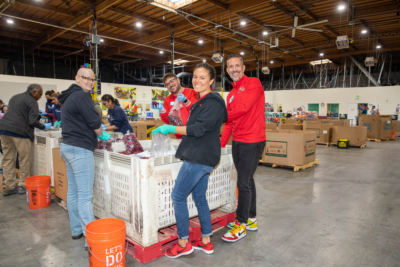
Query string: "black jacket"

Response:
xmin=0 ymin=90 xmax=45 ymax=141
xmin=176 ymin=93 xmax=228 ymax=167
xmin=58 ymin=84 xmax=101 ymax=151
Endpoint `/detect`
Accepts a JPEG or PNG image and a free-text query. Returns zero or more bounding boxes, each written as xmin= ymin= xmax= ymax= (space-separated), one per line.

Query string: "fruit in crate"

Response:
xmin=168 ymin=115 xmax=184 ymax=126
xmin=122 ymin=133 xmax=144 ymax=154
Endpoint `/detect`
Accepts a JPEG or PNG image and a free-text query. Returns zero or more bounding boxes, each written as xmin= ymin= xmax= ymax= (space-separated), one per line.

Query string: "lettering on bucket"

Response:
xmin=106 ymin=244 xmax=123 ymax=267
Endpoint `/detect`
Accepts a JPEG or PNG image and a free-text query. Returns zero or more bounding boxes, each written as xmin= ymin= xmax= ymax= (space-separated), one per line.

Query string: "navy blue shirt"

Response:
xmin=46 ymin=102 xmax=56 ymax=114
xmin=54 ymin=105 xmax=61 ymax=121
xmin=107 ymin=105 xmax=133 ymax=135
xmin=0 ymin=130 xmax=29 ymax=139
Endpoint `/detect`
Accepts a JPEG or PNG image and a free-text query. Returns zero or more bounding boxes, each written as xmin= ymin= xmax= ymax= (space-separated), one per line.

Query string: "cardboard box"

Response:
xmin=331 ymin=126 xmax=367 ymax=147
xmin=359 ymin=115 xmax=392 ymax=139
xmin=281 ymin=118 xmax=299 ymax=124
xmin=333 ymin=120 xmax=350 ymax=127
xmin=278 ymin=123 xmax=303 ymax=130
xmin=0 ymin=169 xmax=21 ymax=193
xmin=262 ymin=130 xmax=317 ymax=166
xmin=266 ymin=123 xmax=278 ymax=130
xmin=52 ymin=147 xmax=68 ymax=201
xmin=303 ymin=123 xmax=333 ymax=143
xmin=391 ymin=119 xmax=398 ymax=135
xmin=130 ymin=120 xmax=164 ymax=140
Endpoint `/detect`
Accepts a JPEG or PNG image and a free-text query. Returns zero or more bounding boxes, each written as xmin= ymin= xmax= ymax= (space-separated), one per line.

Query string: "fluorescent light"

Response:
xmin=240 ymin=52 xmax=244 ymax=55
xmin=263 ymin=31 xmax=268 ymax=36
xmin=136 ymin=22 xmax=142 ymax=27
xmin=198 ymin=40 xmax=203 ymax=44
xmin=100 ymin=39 xmax=104 ymax=42
xmin=320 ymin=53 xmax=324 ymax=56
xmin=159 ymin=51 xmax=164 ymax=54
xmin=6 ymin=19 xmax=13 ymax=24
xmin=338 ymin=5 xmax=345 ymax=10
xmin=240 ymin=21 xmax=246 ymax=26
xmin=361 ymin=30 xmax=367 ymax=34
xmin=270 ymin=61 xmax=274 ymax=64
xmin=376 ymin=45 xmax=381 ymax=49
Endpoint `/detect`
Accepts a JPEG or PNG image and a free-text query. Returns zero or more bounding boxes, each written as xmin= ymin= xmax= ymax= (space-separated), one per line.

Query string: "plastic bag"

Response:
xmin=122 ymin=132 xmax=144 ymax=155
xmin=168 ymin=100 xmax=184 ymax=126
xmin=150 ymin=133 xmax=171 ymax=157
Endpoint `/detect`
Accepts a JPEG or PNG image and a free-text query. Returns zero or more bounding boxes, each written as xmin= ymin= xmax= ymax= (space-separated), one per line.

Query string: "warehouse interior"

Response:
xmin=1 ymin=0 xmax=400 ymax=266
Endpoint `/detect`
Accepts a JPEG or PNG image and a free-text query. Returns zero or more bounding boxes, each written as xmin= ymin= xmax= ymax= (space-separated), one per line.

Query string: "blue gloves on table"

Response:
xmin=152 ymin=103 xmax=164 ymax=110
xmin=98 ymin=131 xmax=111 ymax=141
xmin=152 ymin=125 xmax=177 ymax=135
xmin=177 ymin=94 xmax=187 ymax=102
xmin=44 ymin=123 xmax=52 ymax=130
xmin=102 ymin=124 xmax=107 ymax=131
xmin=39 ymin=110 xmax=47 ymax=116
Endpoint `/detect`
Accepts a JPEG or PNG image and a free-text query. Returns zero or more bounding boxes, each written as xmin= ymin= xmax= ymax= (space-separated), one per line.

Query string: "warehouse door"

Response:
xmin=347 ymin=104 xmax=358 ymax=125
xmin=308 ymin=103 xmax=319 ymax=115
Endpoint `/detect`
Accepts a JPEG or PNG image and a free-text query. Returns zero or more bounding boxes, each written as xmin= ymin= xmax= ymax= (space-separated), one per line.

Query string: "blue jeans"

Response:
xmin=60 ymin=143 xmax=95 ymax=243
xmin=171 ymin=161 xmax=214 ymax=239
xmin=129 ymin=114 xmax=139 ymax=121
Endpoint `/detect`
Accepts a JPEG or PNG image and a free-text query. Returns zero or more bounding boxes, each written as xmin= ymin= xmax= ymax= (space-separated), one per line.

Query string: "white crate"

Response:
xmin=33 ymin=131 xmax=62 ymax=186
xmin=92 ymin=141 xmax=237 ymax=247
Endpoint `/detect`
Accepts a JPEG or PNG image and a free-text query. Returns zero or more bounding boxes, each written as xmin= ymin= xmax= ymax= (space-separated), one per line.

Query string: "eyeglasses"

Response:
xmin=165 ymin=78 xmax=176 ymax=87
xmin=80 ymin=75 xmax=96 ymax=82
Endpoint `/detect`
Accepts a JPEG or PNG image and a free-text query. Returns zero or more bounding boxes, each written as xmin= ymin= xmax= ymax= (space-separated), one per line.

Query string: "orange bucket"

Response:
xmin=86 ymin=218 xmax=127 ymax=267
xmin=25 ymin=175 xmax=51 ymax=209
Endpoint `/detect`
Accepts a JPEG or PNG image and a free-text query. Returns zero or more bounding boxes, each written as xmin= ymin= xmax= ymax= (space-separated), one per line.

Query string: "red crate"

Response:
xmin=126 ymin=210 xmax=235 ymax=264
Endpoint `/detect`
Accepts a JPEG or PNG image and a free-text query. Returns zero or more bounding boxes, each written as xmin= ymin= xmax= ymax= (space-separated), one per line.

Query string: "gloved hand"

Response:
xmin=98 ymin=131 xmax=111 ymax=141
xmin=44 ymin=123 xmax=52 ymax=130
xmin=39 ymin=110 xmax=47 ymax=116
xmin=54 ymin=121 xmax=61 ymax=128
xmin=152 ymin=125 xmax=176 ymax=135
xmin=177 ymin=94 xmax=187 ymax=102
xmin=152 ymin=103 xmax=164 ymax=110
xmin=102 ymin=124 xmax=107 ymax=131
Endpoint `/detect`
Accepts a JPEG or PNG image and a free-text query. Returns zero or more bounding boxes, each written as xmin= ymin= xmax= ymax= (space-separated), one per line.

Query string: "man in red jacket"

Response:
xmin=221 ymin=54 xmax=266 ymax=243
xmin=152 ymin=73 xmax=198 ymax=139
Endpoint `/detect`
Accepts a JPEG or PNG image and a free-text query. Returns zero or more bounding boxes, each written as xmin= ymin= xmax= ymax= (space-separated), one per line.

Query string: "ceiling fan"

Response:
xmin=264 ymin=16 xmax=329 ymax=38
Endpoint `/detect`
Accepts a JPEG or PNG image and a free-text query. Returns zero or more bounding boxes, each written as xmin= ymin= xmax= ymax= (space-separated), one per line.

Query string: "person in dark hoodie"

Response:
xmin=57 ymin=68 xmax=110 ymax=248
xmin=101 ymin=94 xmax=133 ymax=135
xmin=0 ymin=84 xmax=47 ymax=196
xmin=51 ymin=92 xmax=62 ymax=128
xmin=152 ymin=63 xmax=228 ymax=258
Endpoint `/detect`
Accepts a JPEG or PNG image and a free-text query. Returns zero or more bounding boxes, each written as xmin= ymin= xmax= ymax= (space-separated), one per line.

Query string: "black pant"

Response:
xmin=232 ymin=140 xmax=266 ymax=224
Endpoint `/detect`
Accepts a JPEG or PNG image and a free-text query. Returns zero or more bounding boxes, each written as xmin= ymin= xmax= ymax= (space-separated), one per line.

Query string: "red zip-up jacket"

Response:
xmin=160 ymin=88 xmax=198 ymax=139
xmin=221 ymin=75 xmax=266 ymax=147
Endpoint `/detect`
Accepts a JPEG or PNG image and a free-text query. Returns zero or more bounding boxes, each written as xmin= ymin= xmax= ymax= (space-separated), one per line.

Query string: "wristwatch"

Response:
xmin=183 ymin=98 xmax=188 ymax=104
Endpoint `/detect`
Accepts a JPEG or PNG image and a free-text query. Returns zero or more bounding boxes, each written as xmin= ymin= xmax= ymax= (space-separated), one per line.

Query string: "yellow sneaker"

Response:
xmin=222 ymin=222 xmax=246 ymax=242
xmin=247 ymin=217 xmax=258 ymax=231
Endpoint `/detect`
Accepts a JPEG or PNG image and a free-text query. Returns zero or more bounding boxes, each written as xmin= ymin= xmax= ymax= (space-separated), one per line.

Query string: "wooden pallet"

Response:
xmin=367 ymin=138 xmax=393 ymax=142
xmin=52 ymin=196 xmax=68 ymax=211
xmin=126 ymin=210 xmax=235 ymax=264
xmin=259 ymin=159 xmax=319 ymax=172
xmin=316 ymin=142 xmax=330 ymax=147
xmin=331 ymin=143 xmax=367 ymax=149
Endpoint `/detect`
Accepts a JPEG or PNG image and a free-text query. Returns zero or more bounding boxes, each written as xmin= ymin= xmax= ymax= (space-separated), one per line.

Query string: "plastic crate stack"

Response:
xmin=92 ymin=140 xmax=237 ymax=247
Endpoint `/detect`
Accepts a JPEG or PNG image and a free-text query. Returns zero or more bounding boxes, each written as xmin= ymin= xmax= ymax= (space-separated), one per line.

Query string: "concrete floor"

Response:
xmin=1 ymin=141 xmax=400 ymax=267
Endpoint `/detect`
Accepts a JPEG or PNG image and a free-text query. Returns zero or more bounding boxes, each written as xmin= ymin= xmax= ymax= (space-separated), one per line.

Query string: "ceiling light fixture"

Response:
xmin=6 ymin=19 xmax=13 ymax=24
xmin=263 ymin=31 xmax=268 ymax=36
xmin=270 ymin=61 xmax=274 ymax=64
xmin=203 ymin=59 xmax=206 ymax=63
xmin=136 ymin=22 xmax=142 ymax=27
xmin=240 ymin=52 xmax=244 ymax=55
xmin=376 ymin=45 xmax=381 ymax=49
xmin=240 ymin=21 xmax=246 ymax=26
xmin=361 ymin=30 xmax=367 ymax=34
xmin=198 ymin=40 xmax=203 ymax=44
xmin=338 ymin=5 xmax=345 ymax=11
xmin=320 ymin=53 xmax=324 ymax=56
xmin=100 ymin=39 xmax=104 ymax=43
xmin=159 ymin=51 xmax=164 ymax=54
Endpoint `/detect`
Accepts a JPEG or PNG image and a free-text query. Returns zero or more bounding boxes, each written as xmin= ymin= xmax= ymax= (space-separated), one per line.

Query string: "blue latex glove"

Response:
xmin=152 ymin=125 xmax=177 ymax=135
xmin=39 ymin=110 xmax=47 ymax=116
xmin=98 ymin=131 xmax=111 ymax=141
xmin=102 ymin=124 xmax=107 ymax=131
xmin=44 ymin=123 xmax=52 ymax=130
xmin=152 ymin=103 xmax=164 ymax=110
xmin=177 ymin=94 xmax=187 ymax=102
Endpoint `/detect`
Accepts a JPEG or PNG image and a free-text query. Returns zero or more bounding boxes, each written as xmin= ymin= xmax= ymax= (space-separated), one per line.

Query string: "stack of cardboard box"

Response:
xmin=303 ymin=121 xmax=334 ymax=144
xmin=359 ymin=115 xmax=392 ymax=140
xmin=331 ymin=126 xmax=367 ymax=147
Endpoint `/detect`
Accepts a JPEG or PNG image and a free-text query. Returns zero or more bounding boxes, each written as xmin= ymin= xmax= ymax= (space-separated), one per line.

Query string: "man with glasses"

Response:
xmin=152 ymin=73 xmax=198 ymax=139
xmin=57 ymin=68 xmax=109 ymax=250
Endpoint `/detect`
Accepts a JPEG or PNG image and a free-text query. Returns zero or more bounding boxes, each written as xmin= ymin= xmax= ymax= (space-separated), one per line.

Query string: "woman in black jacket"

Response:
xmin=152 ymin=63 xmax=228 ymax=258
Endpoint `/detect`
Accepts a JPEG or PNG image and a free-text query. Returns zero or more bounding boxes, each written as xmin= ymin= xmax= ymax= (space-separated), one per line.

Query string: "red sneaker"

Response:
xmin=165 ymin=242 xmax=194 ymax=259
xmin=192 ymin=239 xmax=214 ymax=254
